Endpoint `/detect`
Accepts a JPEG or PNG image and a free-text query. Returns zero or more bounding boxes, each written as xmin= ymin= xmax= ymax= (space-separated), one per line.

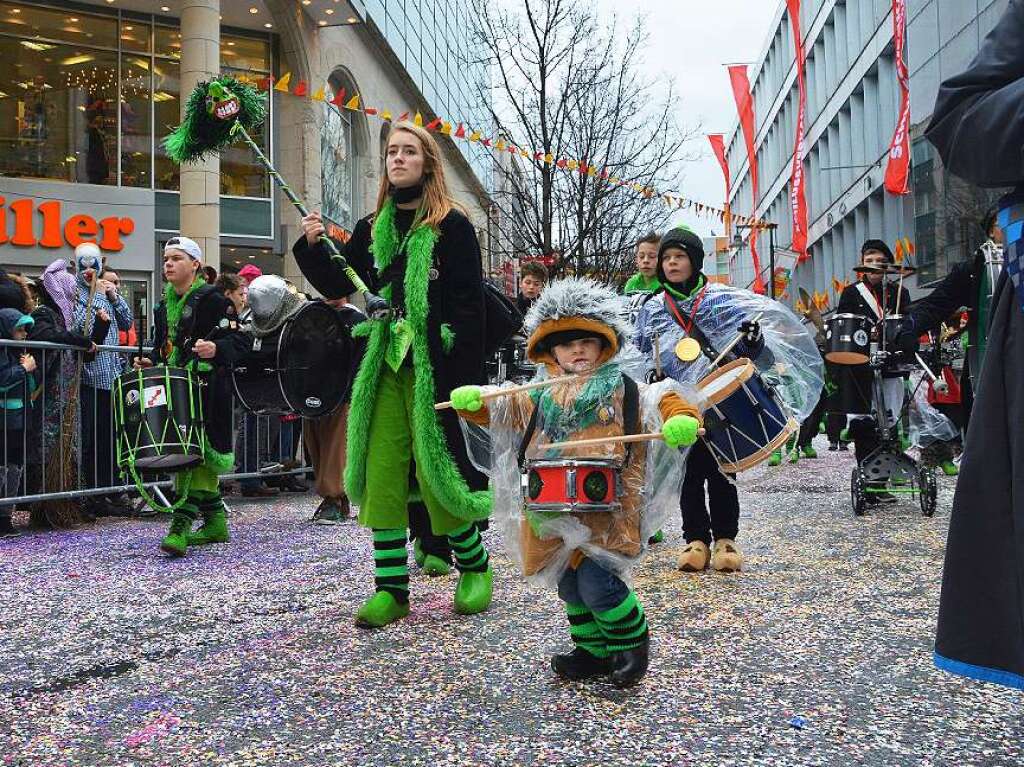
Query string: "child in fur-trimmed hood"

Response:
xmin=450 ymin=277 xmax=703 ymax=688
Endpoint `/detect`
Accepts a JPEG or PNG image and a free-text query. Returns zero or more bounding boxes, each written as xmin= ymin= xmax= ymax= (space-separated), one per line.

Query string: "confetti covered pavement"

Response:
xmin=1 ymin=438 xmax=1021 ymax=766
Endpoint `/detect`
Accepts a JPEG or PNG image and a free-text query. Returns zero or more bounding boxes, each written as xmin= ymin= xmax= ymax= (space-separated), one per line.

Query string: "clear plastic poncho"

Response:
xmin=908 ymin=373 xmax=960 ymax=448
xmin=632 ymin=282 xmax=824 ymax=423
xmin=460 ymin=361 xmax=703 ymax=590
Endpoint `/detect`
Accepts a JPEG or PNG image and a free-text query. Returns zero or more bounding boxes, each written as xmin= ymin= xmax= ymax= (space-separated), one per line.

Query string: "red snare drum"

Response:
xmin=521 ymin=459 xmax=622 ymax=513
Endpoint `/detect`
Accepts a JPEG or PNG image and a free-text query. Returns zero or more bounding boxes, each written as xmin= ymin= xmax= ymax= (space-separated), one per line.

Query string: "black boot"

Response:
xmin=551 ymin=648 xmax=612 ymax=681
xmin=609 ymin=638 xmax=649 ymax=688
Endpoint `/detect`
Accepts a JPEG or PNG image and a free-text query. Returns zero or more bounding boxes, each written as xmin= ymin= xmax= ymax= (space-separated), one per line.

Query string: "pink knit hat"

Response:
xmin=237 ymin=264 xmax=263 ymax=282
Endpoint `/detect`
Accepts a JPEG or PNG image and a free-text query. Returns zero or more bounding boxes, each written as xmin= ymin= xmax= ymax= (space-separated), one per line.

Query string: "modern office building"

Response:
xmin=722 ymin=0 xmax=912 ymax=306
xmin=723 ymin=0 xmax=1012 ymax=303
xmin=908 ymin=0 xmax=1010 ymax=285
xmin=0 ymin=0 xmax=492 ymax=329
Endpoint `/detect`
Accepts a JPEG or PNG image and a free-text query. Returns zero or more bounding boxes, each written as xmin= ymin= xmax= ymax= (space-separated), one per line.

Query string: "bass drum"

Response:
xmin=232 ymin=301 xmax=352 ymax=418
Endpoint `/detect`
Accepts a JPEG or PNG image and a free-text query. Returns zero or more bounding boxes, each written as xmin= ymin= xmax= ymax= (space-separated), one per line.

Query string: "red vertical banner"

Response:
xmin=727 ymin=65 xmax=765 ymax=293
xmin=707 ymin=134 xmax=732 ymax=237
xmin=785 ymin=0 xmax=809 ymax=261
xmin=884 ymin=0 xmax=911 ymax=195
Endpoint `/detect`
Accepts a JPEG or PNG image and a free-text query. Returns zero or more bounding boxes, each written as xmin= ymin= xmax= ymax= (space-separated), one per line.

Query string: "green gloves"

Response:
xmin=450 ymin=385 xmax=484 ymax=412
xmin=662 ymin=414 xmax=700 ymax=449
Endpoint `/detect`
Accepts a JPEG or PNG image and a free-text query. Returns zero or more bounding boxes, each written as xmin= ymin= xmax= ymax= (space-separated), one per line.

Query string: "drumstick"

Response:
xmin=915 ymin=353 xmax=949 ymax=394
xmin=710 ymin=311 xmax=765 ymax=368
xmin=543 ymin=430 xmax=706 ymax=451
xmin=434 ymin=373 xmax=583 ymax=410
xmin=653 ymin=333 xmax=662 ymax=378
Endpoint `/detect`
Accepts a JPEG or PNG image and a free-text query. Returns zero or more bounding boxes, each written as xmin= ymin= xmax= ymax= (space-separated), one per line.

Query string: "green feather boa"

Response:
xmin=344 ymin=201 xmax=491 ymax=521
xmin=163 ymin=278 xmax=233 ymax=475
xmin=532 ymin=362 xmax=622 ymax=446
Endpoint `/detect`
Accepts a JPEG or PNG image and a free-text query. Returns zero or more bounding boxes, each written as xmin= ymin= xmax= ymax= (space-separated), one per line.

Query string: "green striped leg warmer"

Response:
xmin=594 ymin=591 xmax=649 ymax=653
xmin=447 ymin=522 xmax=489 ymax=574
xmin=372 ymin=528 xmax=409 ymax=604
xmin=565 ymin=602 xmax=609 ymax=659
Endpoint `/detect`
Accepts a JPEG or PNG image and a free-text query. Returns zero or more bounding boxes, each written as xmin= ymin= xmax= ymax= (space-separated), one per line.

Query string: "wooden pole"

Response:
xmin=542 ymin=429 xmax=705 ymax=452
xmin=435 ymin=373 xmax=584 ymax=410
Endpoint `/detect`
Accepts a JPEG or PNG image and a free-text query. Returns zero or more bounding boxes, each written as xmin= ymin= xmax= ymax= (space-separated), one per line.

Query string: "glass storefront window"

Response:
xmin=153 ymin=59 xmax=180 ymax=191
xmin=154 ymin=25 xmax=181 ymax=60
xmin=222 ymin=34 xmax=269 ymax=73
xmin=120 ymin=18 xmax=151 ymax=54
xmin=120 ymin=55 xmax=151 ymax=188
xmin=0 ymin=5 xmax=271 ymax=199
xmin=0 ymin=1 xmax=119 ymax=49
xmin=0 ymin=36 xmax=117 ymax=184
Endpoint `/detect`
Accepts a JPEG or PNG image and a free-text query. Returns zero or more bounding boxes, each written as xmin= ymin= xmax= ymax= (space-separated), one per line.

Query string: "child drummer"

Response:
xmin=633 ymin=226 xmax=822 ymax=573
xmin=448 ymin=278 xmax=703 ymax=688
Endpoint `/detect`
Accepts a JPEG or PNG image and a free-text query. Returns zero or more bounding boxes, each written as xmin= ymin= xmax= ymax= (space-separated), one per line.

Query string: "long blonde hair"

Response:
xmin=375 ymin=121 xmax=462 ymax=230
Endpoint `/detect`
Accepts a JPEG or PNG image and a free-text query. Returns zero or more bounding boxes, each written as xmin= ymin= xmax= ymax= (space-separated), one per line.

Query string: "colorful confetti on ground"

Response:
xmin=1 ymin=437 xmax=1021 ymax=765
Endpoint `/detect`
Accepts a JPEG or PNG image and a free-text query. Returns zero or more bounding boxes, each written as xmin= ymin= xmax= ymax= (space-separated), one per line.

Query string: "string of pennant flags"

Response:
xmin=234 ymin=71 xmax=767 ymax=229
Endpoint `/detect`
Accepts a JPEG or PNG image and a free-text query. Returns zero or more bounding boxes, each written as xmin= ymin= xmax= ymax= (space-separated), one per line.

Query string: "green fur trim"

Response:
xmin=440 ymin=323 xmax=455 ymax=353
xmin=351 ymin=320 xmax=373 ymax=339
xmin=345 ymin=200 xmax=491 ymax=521
xmin=164 ymin=278 xmax=206 ymax=367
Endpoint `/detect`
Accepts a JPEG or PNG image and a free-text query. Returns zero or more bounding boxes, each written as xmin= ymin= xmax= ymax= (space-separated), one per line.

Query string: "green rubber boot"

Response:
xmin=840 ymin=428 xmax=850 ymax=443
xmin=422 ymin=553 xmax=452 ymax=577
xmin=187 ymin=508 xmax=230 ymax=546
xmin=355 ymin=591 xmax=410 ymax=629
xmin=160 ymin=511 xmax=194 ymax=557
xmin=802 ymin=445 xmax=818 ymax=459
xmin=768 ymin=451 xmax=782 ymax=467
xmin=941 ymin=460 xmax=959 ymax=476
xmin=413 ymin=537 xmax=426 ymax=568
xmin=789 ymin=448 xmax=800 ymax=464
xmin=454 ymin=565 xmax=493 ymax=615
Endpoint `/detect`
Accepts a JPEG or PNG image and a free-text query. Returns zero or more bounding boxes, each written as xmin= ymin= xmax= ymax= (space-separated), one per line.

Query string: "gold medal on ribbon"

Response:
xmin=674 ymin=337 xmax=701 ymax=362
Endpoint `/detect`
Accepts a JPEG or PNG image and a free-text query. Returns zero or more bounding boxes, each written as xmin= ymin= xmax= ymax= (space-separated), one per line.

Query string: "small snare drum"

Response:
xmin=522 ymin=458 xmax=622 ymax=514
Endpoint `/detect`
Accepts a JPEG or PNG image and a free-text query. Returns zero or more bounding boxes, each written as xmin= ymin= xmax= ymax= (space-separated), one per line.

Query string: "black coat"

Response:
xmin=905 ymin=251 xmax=988 ymax=409
xmin=924 ymin=0 xmax=1024 ymax=691
xmin=293 ymin=209 xmax=488 ymax=498
xmin=151 ymin=285 xmax=247 ymax=456
xmin=0 ymin=267 xmax=26 ymax=313
xmin=924 ymin=0 xmax=1024 ymax=189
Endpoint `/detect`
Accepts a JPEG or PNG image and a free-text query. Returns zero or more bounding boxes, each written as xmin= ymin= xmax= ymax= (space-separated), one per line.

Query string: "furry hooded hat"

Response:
xmin=524 ymin=277 xmax=631 ymax=367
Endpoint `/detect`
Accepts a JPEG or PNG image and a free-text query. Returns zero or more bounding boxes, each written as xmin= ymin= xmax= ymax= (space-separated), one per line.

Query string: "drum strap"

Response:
xmin=517 ymin=374 xmax=641 ymax=470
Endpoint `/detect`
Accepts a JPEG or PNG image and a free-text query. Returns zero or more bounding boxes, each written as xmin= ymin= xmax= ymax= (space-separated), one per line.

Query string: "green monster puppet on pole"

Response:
xmin=164 ymin=76 xmax=390 ymax=316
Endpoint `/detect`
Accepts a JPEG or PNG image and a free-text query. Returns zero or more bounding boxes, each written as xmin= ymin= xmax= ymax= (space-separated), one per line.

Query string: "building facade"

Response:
xmin=723 ymin=0 xmax=913 ymax=307
xmin=0 ymin=0 xmax=492 ymax=330
xmin=724 ymin=0 xmax=1011 ymax=305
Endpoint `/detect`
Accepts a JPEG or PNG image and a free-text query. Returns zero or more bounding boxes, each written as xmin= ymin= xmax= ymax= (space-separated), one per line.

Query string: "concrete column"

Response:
xmin=179 ymin=0 xmax=220 ymax=270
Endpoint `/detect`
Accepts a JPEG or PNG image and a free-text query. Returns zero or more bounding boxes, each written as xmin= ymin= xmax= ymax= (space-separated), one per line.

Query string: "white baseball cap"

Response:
xmin=164 ymin=236 xmax=203 ymax=262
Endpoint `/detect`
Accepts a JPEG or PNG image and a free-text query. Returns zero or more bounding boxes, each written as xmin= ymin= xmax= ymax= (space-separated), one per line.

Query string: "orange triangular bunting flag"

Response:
xmin=274 ymin=72 xmax=292 ymax=92
xmin=381 ymin=110 xmax=392 ymax=122
xmin=454 ymin=123 xmax=466 ymax=138
xmin=414 ymin=112 xmax=423 ymax=126
xmin=311 ymin=87 xmax=325 ymax=102
xmin=344 ymin=94 xmax=360 ymax=110
xmin=469 ymin=131 xmax=481 ymax=142
xmin=441 ymin=122 xmax=452 ymax=135
xmin=293 ymin=80 xmax=308 ymax=97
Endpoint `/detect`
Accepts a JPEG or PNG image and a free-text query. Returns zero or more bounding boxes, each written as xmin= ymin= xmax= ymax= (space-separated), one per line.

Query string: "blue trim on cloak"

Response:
xmin=934 ymin=651 xmax=1024 ymax=690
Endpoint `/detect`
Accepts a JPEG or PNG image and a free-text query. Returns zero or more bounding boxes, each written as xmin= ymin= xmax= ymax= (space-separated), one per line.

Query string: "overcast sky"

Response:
xmin=593 ymin=0 xmax=781 ymax=237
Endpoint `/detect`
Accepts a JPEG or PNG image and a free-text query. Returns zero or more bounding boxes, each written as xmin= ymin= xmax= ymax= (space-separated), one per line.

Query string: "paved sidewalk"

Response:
xmin=1 ymin=438 xmax=1020 ymax=766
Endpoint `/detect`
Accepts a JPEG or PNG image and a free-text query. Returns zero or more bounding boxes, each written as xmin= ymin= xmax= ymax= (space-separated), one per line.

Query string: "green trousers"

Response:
xmin=358 ymin=366 xmax=463 ymax=535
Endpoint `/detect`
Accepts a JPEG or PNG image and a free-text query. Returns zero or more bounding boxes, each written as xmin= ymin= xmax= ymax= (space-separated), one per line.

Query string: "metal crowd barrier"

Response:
xmin=0 ymin=338 xmax=311 ymax=510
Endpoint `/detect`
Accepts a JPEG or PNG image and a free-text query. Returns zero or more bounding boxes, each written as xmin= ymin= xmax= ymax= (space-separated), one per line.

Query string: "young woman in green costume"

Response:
xmin=295 ymin=121 xmax=493 ymax=628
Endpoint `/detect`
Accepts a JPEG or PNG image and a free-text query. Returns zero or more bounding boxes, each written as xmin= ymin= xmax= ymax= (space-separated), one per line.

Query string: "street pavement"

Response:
xmin=1 ymin=436 xmax=1021 ymax=766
